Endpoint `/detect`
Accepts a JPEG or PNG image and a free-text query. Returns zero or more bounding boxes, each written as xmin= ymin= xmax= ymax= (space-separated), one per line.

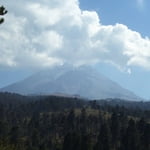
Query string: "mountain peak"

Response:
xmin=1 ymin=65 xmax=141 ymax=101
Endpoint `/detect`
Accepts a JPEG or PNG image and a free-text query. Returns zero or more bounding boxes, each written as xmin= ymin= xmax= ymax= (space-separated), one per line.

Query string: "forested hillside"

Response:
xmin=0 ymin=92 xmax=149 ymax=150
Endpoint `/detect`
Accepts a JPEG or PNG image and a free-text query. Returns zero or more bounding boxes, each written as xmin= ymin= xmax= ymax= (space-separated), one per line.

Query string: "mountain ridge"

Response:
xmin=1 ymin=65 xmax=141 ymax=101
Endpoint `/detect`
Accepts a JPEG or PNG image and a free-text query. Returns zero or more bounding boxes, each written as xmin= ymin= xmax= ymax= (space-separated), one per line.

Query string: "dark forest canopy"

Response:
xmin=0 ymin=5 xmax=7 ymax=24
xmin=0 ymin=92 xmax=149 ymax=150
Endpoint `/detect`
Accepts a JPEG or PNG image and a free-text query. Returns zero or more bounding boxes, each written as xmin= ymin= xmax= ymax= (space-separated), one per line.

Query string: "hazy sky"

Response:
xmin=0 ymin=0 xmax=150 ymax=99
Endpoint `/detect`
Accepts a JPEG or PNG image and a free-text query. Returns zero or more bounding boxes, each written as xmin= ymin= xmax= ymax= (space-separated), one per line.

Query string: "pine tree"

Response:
xmin=0 ymin=6 xmax=7 ymax=24
xmin=94 ymin=123 xmax=111 ymax=150
xmin=141 ymin=123 xmax=150 ymax=150
xmin=67 ymin=109 xmax=76 ymax=131
xmin=63 ymin=132 xmax=81 ymax=150
xmin=121 ymin=119 xmax=140 ymax=150
xmin=110 ymin=112 xmax=120 ymax=149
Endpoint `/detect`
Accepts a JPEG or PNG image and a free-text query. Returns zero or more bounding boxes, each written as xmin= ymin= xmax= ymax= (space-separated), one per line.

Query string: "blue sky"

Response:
xmin=0 ymin=0 xmax=150 ymax=99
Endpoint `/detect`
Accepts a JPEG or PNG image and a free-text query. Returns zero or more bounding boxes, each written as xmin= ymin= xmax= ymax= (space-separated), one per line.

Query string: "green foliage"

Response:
xmin=0 ymin=6 xmax=7 ymax=24
xmin=0 ymin=92 xmax=149 ymax=150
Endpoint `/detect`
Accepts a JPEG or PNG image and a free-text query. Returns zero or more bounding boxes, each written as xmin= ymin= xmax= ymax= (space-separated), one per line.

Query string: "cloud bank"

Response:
xmin=0 ymin=0 xmax=150 ymax=71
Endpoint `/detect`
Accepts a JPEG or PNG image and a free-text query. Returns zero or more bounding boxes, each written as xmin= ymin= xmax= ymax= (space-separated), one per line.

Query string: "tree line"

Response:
xmin=0 ymin=92 xmax=149 ymax=150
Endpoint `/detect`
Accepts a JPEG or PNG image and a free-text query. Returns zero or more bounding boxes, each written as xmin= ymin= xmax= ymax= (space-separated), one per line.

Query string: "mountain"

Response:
xmin=1 ymin=65 xmax=141 ymax=100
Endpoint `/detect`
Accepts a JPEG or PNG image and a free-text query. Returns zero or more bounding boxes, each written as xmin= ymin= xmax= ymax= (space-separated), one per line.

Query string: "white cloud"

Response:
xmin=1 ymin=0 xmax=150 ymax=71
